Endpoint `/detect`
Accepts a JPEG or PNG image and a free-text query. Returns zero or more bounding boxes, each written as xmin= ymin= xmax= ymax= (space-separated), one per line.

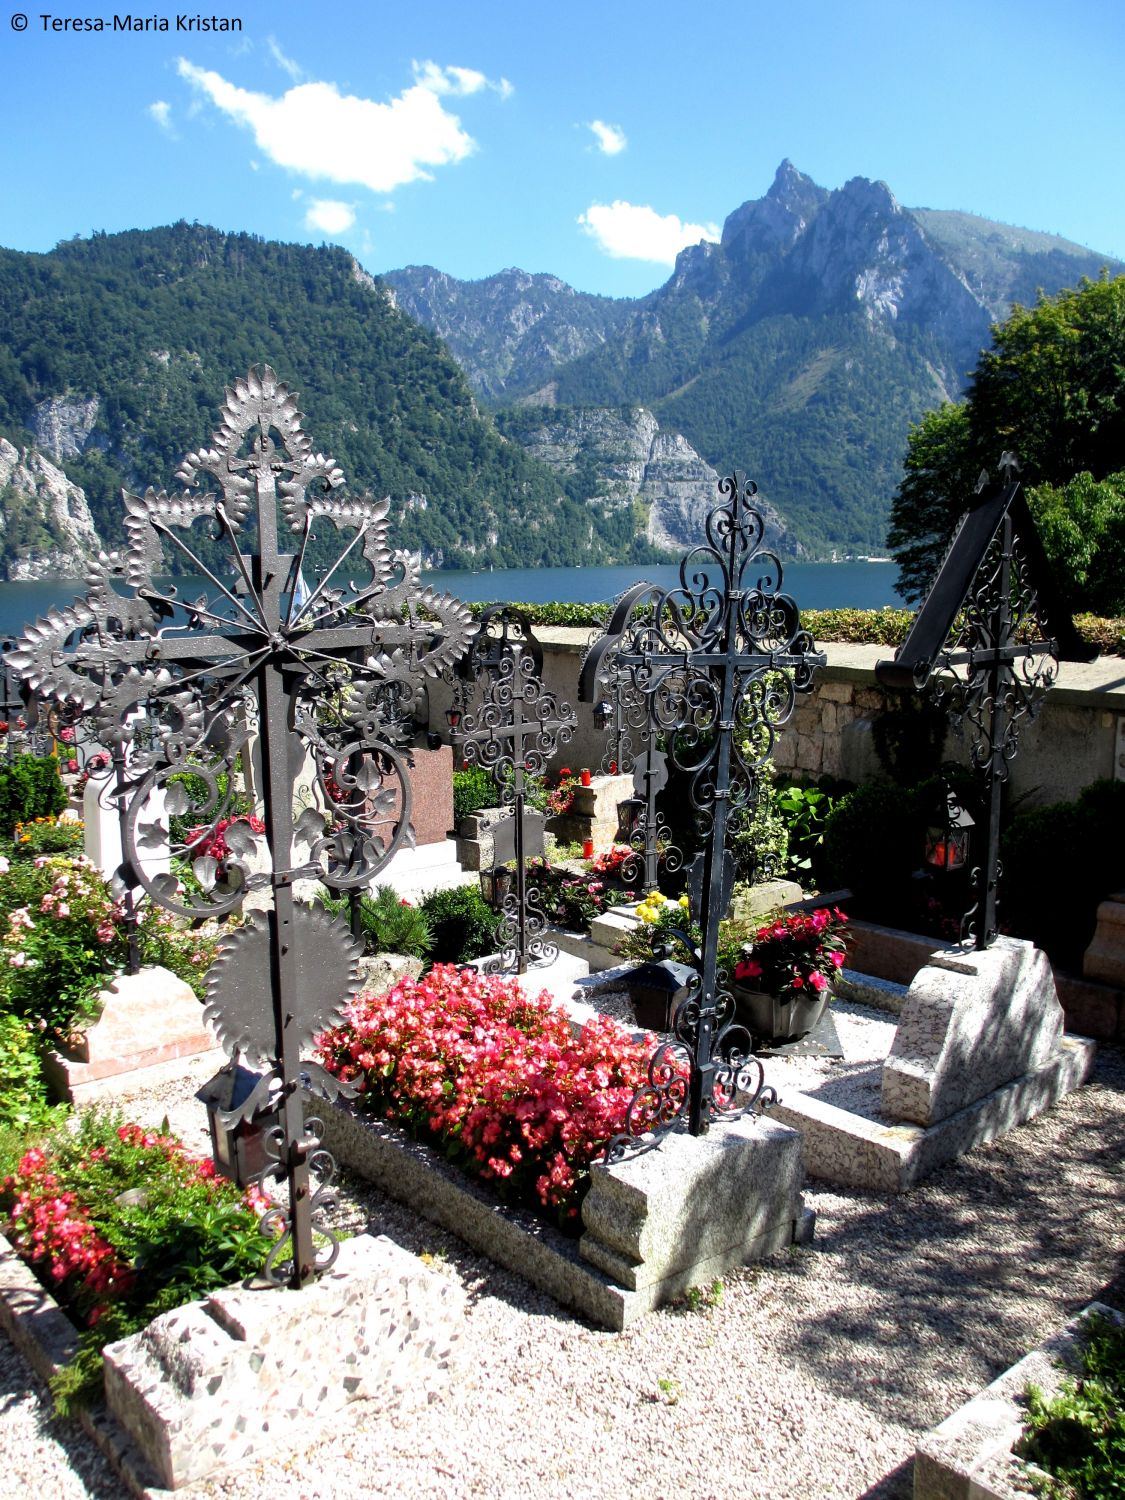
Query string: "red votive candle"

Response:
xmin=583 ymin=839 xmax=594 ymax=859
xmin=580 ymin=769 xmax=591 ymax=786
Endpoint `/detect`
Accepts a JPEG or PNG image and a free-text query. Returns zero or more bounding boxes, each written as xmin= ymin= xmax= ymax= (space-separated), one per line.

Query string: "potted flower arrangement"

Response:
xmin=730 ymin=905 xmax=848 ymax=1045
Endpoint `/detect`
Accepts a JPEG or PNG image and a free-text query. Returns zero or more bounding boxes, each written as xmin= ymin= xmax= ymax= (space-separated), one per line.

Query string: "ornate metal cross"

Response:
xmin=12 ymin=367 xmax=472 ymax=1287
xmin=876 ymin=456 xmax=1088 ymax=947
xmin=582 ymin=473 xmax=824 ymax=1148
xmin=451 ymin=606 xmax=575 ymax=973
xmin=587 ymin=624 xmax=681 ymax=892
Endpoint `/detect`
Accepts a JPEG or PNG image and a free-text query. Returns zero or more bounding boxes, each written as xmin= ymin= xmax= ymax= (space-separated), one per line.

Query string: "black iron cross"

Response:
xmin=451 ymin=606 xmax=575 ymax=973
xmin=13 ymin=368 xmax=472 ymax=1288
xmin=876 ymin=456 xmax=1089 ymax=947
xmin=582 ymin=473 xmax=824 ymax=1146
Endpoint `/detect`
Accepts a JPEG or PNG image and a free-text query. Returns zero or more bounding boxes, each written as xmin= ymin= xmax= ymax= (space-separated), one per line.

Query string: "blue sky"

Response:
xmin=2 ymin=0 xmax=1123 ymax=298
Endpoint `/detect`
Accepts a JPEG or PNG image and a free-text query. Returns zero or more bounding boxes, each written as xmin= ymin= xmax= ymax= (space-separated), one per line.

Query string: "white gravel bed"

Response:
xmin=3 ymin=1039 xmax=1123 ymax=1500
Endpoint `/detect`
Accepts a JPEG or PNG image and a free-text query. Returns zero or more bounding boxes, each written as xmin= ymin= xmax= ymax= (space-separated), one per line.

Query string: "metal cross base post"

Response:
xmin=12 ymin=367 xmax=472 ymax=1287
xmin=582 ymin=473 xmax=825 ymax=1154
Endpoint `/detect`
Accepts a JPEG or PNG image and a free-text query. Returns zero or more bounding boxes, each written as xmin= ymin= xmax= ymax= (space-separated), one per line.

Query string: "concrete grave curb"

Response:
xmin=915 ymin=1300 xmax=1123 ymax=1499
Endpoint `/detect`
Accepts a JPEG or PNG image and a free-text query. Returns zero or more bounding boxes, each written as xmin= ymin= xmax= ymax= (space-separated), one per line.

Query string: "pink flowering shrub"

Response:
xmin=0 ymin=1110 xmax=269 ymax=1411
xmin=317 ymin=964 xmax=653 ymax=1224
xmin=0 ymin=853 xmax=218 ymax=1046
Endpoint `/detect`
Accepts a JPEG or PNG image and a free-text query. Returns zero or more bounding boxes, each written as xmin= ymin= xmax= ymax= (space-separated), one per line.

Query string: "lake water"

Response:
xmin=0 ymin=560 xmax=903 ymax=638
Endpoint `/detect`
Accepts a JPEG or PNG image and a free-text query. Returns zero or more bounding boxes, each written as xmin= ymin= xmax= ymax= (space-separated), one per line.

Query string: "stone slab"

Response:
xmin=1083 ymin=889 xmax=1125 ymax=986
xmin=43 ymin=965 xmax=224 ymax=1104
xmin=103 ymin=1233 xmax=465 ymax=1491
xmin=914 ymin=1302 xmax=1123 ymax=1500
xmin=580 ymin=1114 xmax=807 ymax=1300
xmin=882 ymin=938 xmax=1064 ymax=1126
xmin=319 ymin=1102 xmax=808 ymax=1330
xmin=770 ymin=1034 xmax=1096 ymax=1192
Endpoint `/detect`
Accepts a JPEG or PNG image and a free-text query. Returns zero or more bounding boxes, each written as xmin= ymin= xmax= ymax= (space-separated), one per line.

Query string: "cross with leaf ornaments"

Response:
xmin=11 ymin=368 xmax=472 ymax=1287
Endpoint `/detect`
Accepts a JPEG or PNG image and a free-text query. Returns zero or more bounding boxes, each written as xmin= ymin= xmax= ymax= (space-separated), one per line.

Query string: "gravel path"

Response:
xmin=2 ymin=1032 xmax=1122 ymax=1500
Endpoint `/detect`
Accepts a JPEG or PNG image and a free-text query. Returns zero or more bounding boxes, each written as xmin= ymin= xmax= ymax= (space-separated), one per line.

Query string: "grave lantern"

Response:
xmin=924 ymin=787 xmax=974 ymax=874
xmin=479 ymin=863 xmax=513 ymax=910
xmin=197 ymin=1060 xmax=282 ymax=1188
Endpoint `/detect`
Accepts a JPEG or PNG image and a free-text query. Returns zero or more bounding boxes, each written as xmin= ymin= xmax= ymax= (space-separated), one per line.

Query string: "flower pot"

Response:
xmin=731 ymin=983 xmax=830 ymax=1047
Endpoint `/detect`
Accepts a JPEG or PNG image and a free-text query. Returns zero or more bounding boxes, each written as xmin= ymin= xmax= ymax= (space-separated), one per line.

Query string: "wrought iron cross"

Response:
xmin=451 ymin=606 xmax=575 ymax=973
xmin=587 ymin=627 xmax=681 ymax=892
xmin=876 ymin=456 xmax=1089 ymax=947
xmin=12 ymin=367 xmax=472 ymax=1287
xmin=582 ymin=473 xmax=824 ymax=1149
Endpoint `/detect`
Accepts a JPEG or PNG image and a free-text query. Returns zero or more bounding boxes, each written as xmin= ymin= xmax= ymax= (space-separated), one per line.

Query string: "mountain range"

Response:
xmin=0 ymin=163 xmax=1119 ymax=581
xmin=385 ymin=161 xmax=1124 ymax=556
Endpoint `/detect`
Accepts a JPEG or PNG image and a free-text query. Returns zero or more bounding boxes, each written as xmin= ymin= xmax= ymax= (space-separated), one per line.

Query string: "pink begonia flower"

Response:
xmin=808 ymin=970 xmax=828 ymax=991
xmin=0 ymin=856 xmax=8 ymax=875
xmin=9 ymin=953 xmax=27 ymax=967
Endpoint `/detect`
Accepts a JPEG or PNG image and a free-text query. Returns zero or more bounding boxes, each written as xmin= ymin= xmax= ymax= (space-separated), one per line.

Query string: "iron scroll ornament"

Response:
xmin=582 ymin=473 xmax=825 ymax=1154
xmin=10 ymin=367 xmax=474 ymax=1287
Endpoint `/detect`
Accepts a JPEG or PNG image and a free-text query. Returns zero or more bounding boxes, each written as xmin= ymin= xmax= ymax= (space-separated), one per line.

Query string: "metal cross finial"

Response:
xmin=11 ymin=367 xmax=473 ymax=1287
xmin=582 ymin=472 xmax=825 ymax=1152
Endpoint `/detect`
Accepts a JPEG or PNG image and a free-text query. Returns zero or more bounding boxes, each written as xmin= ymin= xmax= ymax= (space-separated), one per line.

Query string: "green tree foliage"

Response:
xmin=1029 ymin=471 xmax=1125 ymax=617
xmin=888 ymin=274 xmax=1125 ymax=605
xmin=0 ymin=225 xmax=647 ymax=573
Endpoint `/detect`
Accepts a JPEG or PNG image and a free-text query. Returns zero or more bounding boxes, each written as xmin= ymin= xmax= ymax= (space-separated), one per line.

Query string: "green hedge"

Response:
xmin=0 ymin=755 xmax=67 ymax=835
xmin=480 ymin=601 xmax=1124 ymax=655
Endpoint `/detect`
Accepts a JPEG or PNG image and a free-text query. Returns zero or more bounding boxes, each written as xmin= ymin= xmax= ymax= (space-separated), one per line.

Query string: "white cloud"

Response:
xmin=588 ymin=119 xmax=626 ymax=156
xmin=175 ymin=57 xmax=504 ymax=193
xmin=305 ymin=199 xmax=356 ymax=236
xmin=577 ymin=200 xmax=720 ymax=264
xmin=267 ymin=36 xmax=302 ymax=82
xmin=148 ymin=100 xmax=174 ymax=134
xmin=413 ymin=59 xmax=513 ymax=99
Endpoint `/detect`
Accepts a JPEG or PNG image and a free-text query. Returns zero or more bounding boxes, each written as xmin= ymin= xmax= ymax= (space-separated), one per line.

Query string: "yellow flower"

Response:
xmin=647 ymin=890 xmax=667 ymax=906
xmin=636 ymin=904 xmax=656 ymax=923
xmin=678 ymin=895 xmax=690 ymax=909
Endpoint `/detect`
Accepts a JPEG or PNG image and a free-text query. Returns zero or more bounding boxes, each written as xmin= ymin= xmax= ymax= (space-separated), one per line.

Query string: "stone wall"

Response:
xmin=427 ymin=633 xmax=1125 ymax=811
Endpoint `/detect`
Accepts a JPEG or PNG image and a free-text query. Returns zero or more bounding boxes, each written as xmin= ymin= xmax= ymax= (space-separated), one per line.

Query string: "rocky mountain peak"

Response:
xmin=722 ymin=159 xmax=829 ymax=253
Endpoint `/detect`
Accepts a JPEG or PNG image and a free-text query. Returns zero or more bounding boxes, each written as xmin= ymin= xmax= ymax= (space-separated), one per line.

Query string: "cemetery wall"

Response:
xmin=428 ymin=633 xmax=1125 ymax=810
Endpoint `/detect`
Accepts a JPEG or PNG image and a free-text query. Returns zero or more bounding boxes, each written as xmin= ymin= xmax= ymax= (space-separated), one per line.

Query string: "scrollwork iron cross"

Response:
xmin=582 ymin=473 xmax=825 ymax=1151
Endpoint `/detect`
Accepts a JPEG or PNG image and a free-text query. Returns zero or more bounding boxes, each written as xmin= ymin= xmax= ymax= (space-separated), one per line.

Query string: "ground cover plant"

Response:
xmin=0 ymin=1109 xmax=270 ymax=1411
xmin=316 ymin=964 xmax=653 ymax=1225
xmin=1016 ymin=1311 xmax=1125 ymax=1499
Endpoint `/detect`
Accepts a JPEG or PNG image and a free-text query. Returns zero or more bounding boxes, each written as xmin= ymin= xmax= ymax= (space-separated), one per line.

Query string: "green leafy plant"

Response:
xmin=0 ymin=853 xmax=218 ymax=1046
xmin=1016 ymin=1312 xmax=1125 ymax=1499
xmin=419 ymin=884 xmax=500 ymax=964
xmin=729 ymin=778 xmax=789 ymax=885
xmin=774 ymin=782 xmax=837 ymax=881
xmin=320 ymin=885 xmax=433 ymax=960
xmin=0 ymin=1012 xmax=64 ymax=1130
xmin=0 ymin=755 xmax=67 ymax=836
xmin=452 ymin=766 xmax=499 ymax=825
xmin=0 ymin=1110 xmax=270 ymax=1411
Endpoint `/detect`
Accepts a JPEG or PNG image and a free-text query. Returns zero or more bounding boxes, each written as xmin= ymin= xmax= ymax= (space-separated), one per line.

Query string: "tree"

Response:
xmin=888 ymin=273 xmax=1125 ymax=604
xmin=1028 ymin=470 xmax=1125 ymax=616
